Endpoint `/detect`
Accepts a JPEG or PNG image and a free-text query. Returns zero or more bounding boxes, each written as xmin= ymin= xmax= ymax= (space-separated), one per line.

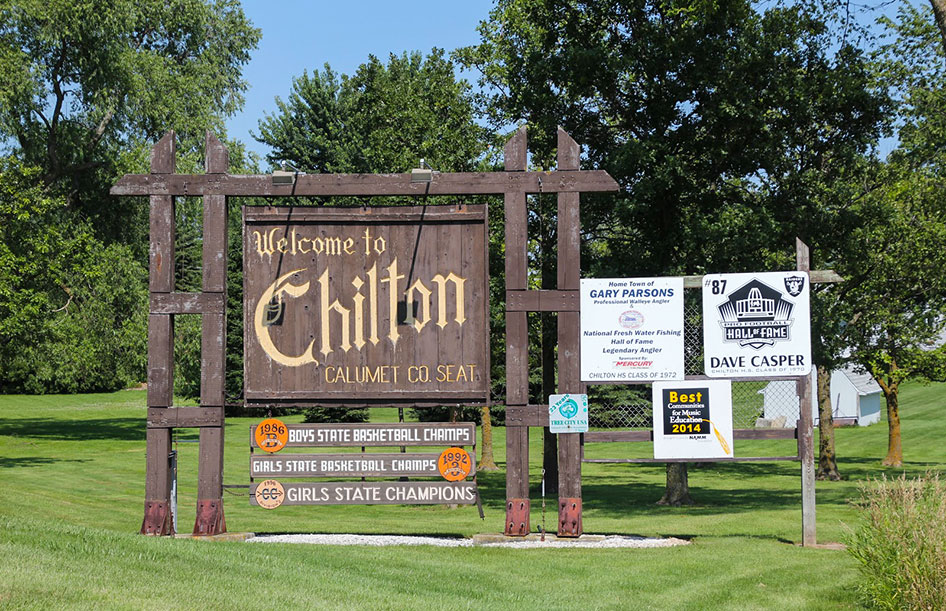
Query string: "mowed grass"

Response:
xmin=1 ymin=383 xmax=945 ymax=609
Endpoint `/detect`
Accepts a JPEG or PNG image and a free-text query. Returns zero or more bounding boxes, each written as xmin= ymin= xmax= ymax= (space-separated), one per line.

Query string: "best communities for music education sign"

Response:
xmin=580 ymin=277 xmax=684 ymax=382
xmin=652 ymin=380 xmax=734 ymax=460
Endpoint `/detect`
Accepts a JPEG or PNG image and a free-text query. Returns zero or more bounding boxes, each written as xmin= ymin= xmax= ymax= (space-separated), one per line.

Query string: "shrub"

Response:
xmin=846 ymin=473 xmax=946 ymax=610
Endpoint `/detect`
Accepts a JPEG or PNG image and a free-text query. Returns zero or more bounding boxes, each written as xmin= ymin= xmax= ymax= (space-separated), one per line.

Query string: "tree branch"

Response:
xmin=931 ymin=0 xmax=946 ymax=56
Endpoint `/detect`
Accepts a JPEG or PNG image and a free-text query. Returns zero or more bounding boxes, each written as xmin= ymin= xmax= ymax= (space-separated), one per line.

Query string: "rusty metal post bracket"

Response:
xmin=193 ymin=498 xmax=226 ymax=536
xmin=558 ymin=497 xmax=582 ymax=537
xmin=141 ymin=500 xmax=171 ymax=536
xmin=505 ymin=498 xmax=530 ymax=536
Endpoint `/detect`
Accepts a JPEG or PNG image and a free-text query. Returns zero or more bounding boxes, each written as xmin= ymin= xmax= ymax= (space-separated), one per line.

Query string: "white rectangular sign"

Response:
xmin=702 ymin=271 xmax=811 ymax=378
xmin=580 ymin=277 xmax=684 ymax=382
xmin=653 ymin=380 xmax=733 ymax=460
xmin=549 ymin=394 xmax=589 ymax=433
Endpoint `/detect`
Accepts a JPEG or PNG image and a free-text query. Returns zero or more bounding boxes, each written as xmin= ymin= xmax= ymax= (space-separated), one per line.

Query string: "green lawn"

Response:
xmin=1 ymin=383 xmax=944 ymax=609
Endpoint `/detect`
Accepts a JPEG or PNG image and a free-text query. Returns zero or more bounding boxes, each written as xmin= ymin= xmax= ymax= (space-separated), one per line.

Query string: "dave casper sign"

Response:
xmin=243 ymin=205 xmax=489 ymax=404
xmin=702 ymin=271 xmax=811 ymax=378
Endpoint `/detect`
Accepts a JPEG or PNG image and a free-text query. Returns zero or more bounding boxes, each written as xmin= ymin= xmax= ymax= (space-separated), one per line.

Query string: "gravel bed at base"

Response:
xmin=248 ymin=534 xmax=689 ymax=548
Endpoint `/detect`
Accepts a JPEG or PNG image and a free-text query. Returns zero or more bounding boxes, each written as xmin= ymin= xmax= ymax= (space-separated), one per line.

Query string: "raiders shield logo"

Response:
xmin=784 ymin=275 xmax=805 ymax=297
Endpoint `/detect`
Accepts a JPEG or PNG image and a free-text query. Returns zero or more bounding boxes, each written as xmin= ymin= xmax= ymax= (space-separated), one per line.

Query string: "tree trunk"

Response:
xmin=815 ymin=365 xmax=841 ymax=480
xmin=931 ymin=0 xmax=946 ymax=54
xmin=657 ymin=463 xmax=693 ymax=506
xmin=478 ymin=406 xmax=499 ymax=471
xmin=881 ymin=381 xmax=903 ymax=467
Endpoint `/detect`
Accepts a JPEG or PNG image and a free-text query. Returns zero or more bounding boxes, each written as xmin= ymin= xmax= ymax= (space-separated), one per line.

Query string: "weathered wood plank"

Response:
xmin=110 ymin=170 xmax=620 ymax=197
xmin=150 ymin=293 xmax=225 ymax=314
xmin=682 ymin=269 xmax=842 ymax=288
xmin=583 ymin=428 xmax=797 ymax=443
xmin=244 ymin=390 xmax=488 ymax=403
xmin=244 ymin=203 xmax=486 ymax=223
xmin=556 ymin=130 xmax=583 ymax=520
xmin=505 ymin=405 xmax=551 ymax=427
xmin=582 ymin=456 xmax=799 ymax=463
xmin=201 ymin=312 xmax=226 ymax=407
xmin=249 ymin=422 xmax=476 ymax=448
xmin=505 ymin=290 xmax=579 ymax=312
xmin=147 ymin=314 xmax=174 ymax=407
xmin=147 ymin=407 xmax=224 ymax=428
xmin=250 ymin=481 xmax=478 ymax=506
xmin=797 ymin=238 xmax=817 ymax=547
xmin=250 ymin=451 xmax=474 ymax=478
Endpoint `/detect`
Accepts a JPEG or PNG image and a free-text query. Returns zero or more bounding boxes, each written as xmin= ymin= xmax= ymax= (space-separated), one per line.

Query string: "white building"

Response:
xmin=758 ymin=366 xmax=882 ymax=428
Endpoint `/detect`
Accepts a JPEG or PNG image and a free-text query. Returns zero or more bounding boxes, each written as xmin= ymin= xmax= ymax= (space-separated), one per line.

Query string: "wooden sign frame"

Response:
xmin=111 ymin=128 xmax=618 ymax=536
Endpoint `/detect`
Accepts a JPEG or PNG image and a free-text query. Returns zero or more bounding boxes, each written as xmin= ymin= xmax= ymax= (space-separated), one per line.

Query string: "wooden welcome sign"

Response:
xmin=243 ymin=205 xmax=489 ymax=406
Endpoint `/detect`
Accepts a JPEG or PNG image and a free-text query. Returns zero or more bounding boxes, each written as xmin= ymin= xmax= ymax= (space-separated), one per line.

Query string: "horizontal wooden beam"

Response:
xmin=244 ymin=204 xmax=486 ymax=223
xmin=505 ymin=290 xmax=579 ymax=312
xmin=110 ymin=170 xmax=620 ymax=197
xmin=505 ymin=405 xmax=551 ymax=426
xmin=682 ymin=270 xmax=842 ymax=288
xmin=244 ymin=390 xmax=489 ymax=408
xmin=147 ymin=407 xmax=224 ymax=428
xmin=583 ymin=428 xmax=797 ymax=443
xmin=150 ymin=293 xmax=225 ymax=315
xmin=582 ymin=456 xmax=799 ymax=463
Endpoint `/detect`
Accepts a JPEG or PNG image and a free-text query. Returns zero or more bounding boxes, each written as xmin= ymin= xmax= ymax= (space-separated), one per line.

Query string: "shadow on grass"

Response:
xmin=0 ymin=456 xmax=91 ymax=468
xmin=0 ymin=417 xmax=144 ymax=441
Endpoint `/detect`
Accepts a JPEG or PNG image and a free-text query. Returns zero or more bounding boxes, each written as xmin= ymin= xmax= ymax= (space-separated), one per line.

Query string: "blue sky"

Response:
xmin=225 ymin=1 xmax=494 ymax=163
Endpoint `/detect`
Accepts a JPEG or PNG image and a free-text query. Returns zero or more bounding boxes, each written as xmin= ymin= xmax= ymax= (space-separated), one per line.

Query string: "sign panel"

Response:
xmin=580 ymin=277 xmax=684 ymax=382
xmin=250 ymin=422 xmax=475 ymax=449
xmin=243 ymin=205 xmax=489 ymax=405
xmin=249 ymin=481 xmax=478 ymax=506
xmin=653 ymin=380 xmax=733 ymax=460
xmin=549 ymin=394 xmax=589 ymax=433
xmin=250 ymin=451 xmax=474 ymax=478
xmin=702 ymin=271 xmax=811 ymax=378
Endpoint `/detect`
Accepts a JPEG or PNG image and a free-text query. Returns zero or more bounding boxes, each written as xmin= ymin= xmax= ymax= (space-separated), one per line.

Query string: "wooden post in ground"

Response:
xmin=796 ymin=238 xmax=816 ymax=546
xmin=142 ymin=132 xmax=176 ymax=536
xmin=504 ymin=127 xmax=531 ymax=536
xmin=194 ymin=132 xmax=228 ymax=535
xmin=556 ymin=128 xmax=582 ymax=536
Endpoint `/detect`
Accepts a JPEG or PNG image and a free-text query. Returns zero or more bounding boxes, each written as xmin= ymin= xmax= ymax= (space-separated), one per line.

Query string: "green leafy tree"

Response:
xmin=254 ymin=51 xmax=496 ymax=462
xmin=0 ymin=0 xmax=259 ymax=241
xmin=257 ymin=50 xmax=487 ymax=176
xmin=459 ymin=0 xmax=888 ymax=502
xmin=828 ymin=2 xmax=946 ymax=468
xmin=0 ymin=158 xmax=147 ymax=393
xmin=0 ymin=0 xmax=259 ymax=394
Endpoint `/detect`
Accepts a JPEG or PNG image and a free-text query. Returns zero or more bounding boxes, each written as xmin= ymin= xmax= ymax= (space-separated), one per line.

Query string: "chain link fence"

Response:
xmin=587 ymin=297 xmax=801 ymax=429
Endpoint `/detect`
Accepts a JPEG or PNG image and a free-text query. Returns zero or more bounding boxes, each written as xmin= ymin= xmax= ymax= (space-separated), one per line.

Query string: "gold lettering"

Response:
xmin=351 ymin=276 xmax=366 ymax=349
xmin=432 ymin=273 xmax=467 ymax=328
xmin=319 ymin=269 xmax=352 ymax=356
xmin=253 ymin=270 xmax=317 ymax=366
xmin=380 ymin=258 xmax=404 ymax=346
xmin=343 ymin=237 xmax=354 ymax=255
xmin=253 ymin=230 xmax=274 ymax=257
xmin=366 ymin=263 xmax=380 ymax=346
xmin=406 ymin=279 xmax=432 ymax=332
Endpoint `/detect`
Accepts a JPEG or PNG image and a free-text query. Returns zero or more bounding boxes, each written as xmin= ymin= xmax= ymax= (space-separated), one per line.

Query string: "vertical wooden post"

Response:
xmin=796 ymin=238 xmax=816 ymax=546
xmin=194 ymin=132 xmax=228 ymax=535
xmin=556 ymin=128 xmax=582 ymax=536
xmin=504 ymin=127 xmax=531 ymax=535
xmin=142 ymin=132 xmax=176 ymax=536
